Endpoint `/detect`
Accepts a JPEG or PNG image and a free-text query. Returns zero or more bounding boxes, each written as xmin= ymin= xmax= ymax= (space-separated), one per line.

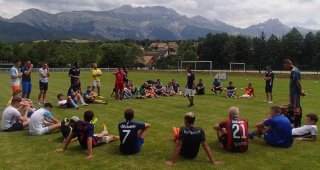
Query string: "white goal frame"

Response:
xmin=230 ymin=62 xmax=246 ymax=72
xmin=179 ymin=61 xmax=212 ymax=75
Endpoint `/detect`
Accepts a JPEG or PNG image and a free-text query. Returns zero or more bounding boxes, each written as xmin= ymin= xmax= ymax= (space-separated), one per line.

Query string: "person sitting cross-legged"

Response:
xmin=165 ymin=112 xmax=222 ymax=166
xmin=118 ymin=109 xmax=151 ymax=155
xmin=224 ymin=81 xmax=237 ymax=98
xmin=2 ymin=97 xmax=30 ymax=132
xmin=213 ymin=106 xmax=249 ymax=152
xmin=56 ymin=110 xmax=119 ymax=159
xmin=293 ymin=113 xmax=318 ymax=141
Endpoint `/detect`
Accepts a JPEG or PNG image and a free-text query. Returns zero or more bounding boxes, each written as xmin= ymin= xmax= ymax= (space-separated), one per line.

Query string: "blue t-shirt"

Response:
xmin=213 ymin=80 xmax=221 ymax=87
xmin=263 ymin=114 xmax=293 ymax=148
xmin=118 ymin=121 xmax=145 ymax=154
xmin=290 ymin=67 xmax=301 ymax=95
xmin=72 ymin=121 xmax=94 ymax=149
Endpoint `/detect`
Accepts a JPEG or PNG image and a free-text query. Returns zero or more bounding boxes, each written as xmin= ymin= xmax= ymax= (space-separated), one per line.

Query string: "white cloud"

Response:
xmin=0 ymin=0 xmax=319 ymax=29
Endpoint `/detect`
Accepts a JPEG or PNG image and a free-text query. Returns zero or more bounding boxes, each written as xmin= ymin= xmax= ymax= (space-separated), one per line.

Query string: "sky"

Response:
xmin=0 ymin=0 xmax=319 ymax=29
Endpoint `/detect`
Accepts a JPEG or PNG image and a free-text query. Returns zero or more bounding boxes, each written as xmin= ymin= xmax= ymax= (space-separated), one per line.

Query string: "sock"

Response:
xmin=70 ymin=99 xmax=78 ymax=108
xmin=80 ymin=97 xmax=86 ymax=104
xmin=37 ymin=97 xmax=41 ymax=102
xmin=43 ymin=98 xmax=46 ymax=103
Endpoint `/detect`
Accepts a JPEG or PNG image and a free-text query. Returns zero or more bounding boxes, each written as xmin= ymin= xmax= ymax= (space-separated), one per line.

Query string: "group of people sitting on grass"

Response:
xmin=2 ymin=92 xmax=318 ymax=165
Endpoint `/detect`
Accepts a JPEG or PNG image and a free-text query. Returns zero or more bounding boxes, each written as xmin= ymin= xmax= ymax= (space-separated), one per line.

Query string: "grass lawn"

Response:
xmin=0 ymin=71 xmax=319 ymax=170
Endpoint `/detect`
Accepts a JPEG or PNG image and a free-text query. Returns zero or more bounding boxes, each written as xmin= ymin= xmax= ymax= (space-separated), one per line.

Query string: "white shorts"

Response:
xmin=186 ymin=89 xmax=195 ymax=97
xmin=29 ymin=127 xmax=49 ymax=136
xmin=92 ymin=81 xmax=101 ymax=87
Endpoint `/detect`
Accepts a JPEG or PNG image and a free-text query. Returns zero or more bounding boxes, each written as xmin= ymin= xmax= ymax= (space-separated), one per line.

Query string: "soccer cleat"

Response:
xmin=82 ymin=103 xmax=89 ymax=106
xmin=98 ymin=96 xmax=104 ymax=99
xmin=91 ymin=118 xmax=98 ymax=125
xmin=267 ymin=101 xmax=274 ymax=104
xmin=102 ymin=124 xmax=109 ymax=135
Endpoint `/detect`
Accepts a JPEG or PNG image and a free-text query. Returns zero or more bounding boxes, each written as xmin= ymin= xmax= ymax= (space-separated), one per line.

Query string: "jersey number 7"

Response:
xmin=122 ymin=130 xmax=131 ymax=144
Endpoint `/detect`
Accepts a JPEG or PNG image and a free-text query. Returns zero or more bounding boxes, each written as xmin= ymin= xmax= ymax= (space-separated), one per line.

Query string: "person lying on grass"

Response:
xmin=29 ymin=103 xmax=61 ymax=136
xmin=165 ymin=112 xmax=222 ymax=167
xmin=2 ymin=97 xmax=30 ymax=132
xmin=213 ymin=106 xmax=249 ymax=152
xmin=224 ymin=81 xmax=237 ymax=98
xmin=56 ymin=110 xmax=119 ymax=159
xmin=292 ymin=113 xmax=318 ymax=141
xmin=67 ymin=78 xmax=88 ymax=106
xmin=83 ymin=86 xmax=106 ymax=104
xmin=248 ymin=106 xmax=293 ymax=148
xmin=239 ymin=83 xmax=255 ymax=99
xmin=57 ymin=94 xmax=80 ymax=109
xmin=118 ymin=109 xmax=151 ymax=155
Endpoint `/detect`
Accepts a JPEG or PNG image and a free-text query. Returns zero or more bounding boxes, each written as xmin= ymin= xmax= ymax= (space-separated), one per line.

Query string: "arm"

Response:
xmin=87 ymin=137 xmax=93 ymax=158
xmin=202 ymin=141 xmax=221 ymax=164
xmin=56 ymin=133 xmax=76 ymax=152
xmin=164 ymin=140 xmax=182 ymax=166
xmin=296 ymin=80 xmax=306 ymax=96
xmin=39 ymin=69 xmax=48 ymax=78
xmin=144 ymin=123 xmax=151 ymax=129
xmin=23 ymin=65 xmax=33 ymax=76
xmin=295 ymin=135 xmax=317 ymax=141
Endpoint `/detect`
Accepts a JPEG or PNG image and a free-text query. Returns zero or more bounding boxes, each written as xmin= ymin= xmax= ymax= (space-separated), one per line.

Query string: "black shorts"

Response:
xmin=265 ymin=85 xmax=273 ymax=93
xmin=39 ymin=81 xmax=48 ymax=91
xmin=3 ymin=122 xmax=24 ymax=132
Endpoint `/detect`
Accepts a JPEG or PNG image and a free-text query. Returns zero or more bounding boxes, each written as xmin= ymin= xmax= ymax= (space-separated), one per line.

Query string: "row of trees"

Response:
xmin=0 ymin=40 xmax=143 ymax=68
xmin=1 ymin=28 xmax=320 ymax=70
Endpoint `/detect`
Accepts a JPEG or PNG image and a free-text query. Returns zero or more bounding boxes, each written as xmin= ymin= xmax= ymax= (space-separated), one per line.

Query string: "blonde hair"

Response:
xmin=229 ymin=106 xmax=240 ymax=119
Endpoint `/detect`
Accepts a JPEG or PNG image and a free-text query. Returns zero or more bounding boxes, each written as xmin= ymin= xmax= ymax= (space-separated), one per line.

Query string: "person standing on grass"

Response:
xmin=264 ymin=66 xmax=274 ymax=104
xmin=118 ymin=109 xmax=151 ymax=155
xmin=283 ymin=59 xmax=306 ymax=127
xmin=166 ymin=112 xmax=222 ymax=166
xmin=10 ymin=60 xmax=22 ymax=92
xmin=37 ymin=63 xmax=50 ymax=105
xmin=69 ymin=62 xmax=81 ymax=85
xmin=113 ymin=67 xmax=126 ymax=100
xmin=186 ymin=66 xmax=195 ymax=107
xmin=21 ymin=60 xmax=33 ymax=99
xmin=91 ymin=63 xmax=103 ymax=98
xmin=2 ymin=97 xmax=30 ymax=132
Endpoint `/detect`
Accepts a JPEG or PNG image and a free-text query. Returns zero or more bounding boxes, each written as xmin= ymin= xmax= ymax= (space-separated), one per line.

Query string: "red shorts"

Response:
xmin=11 ymin=86 xmax=20 ymax=91
xmin=115 ymin=82 xmax=124 ymax=91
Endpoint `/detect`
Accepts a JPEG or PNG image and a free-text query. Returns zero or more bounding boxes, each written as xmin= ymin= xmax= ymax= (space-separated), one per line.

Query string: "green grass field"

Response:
xmin=0 ymin=71 xmax=319 ymax=170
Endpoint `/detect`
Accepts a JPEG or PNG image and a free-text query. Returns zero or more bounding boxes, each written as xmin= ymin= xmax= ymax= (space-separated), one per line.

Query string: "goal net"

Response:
xmin=179 ymin=61 xmax=212 ymax=75
xmin=230 ymin=62 xmax=246 ymax=72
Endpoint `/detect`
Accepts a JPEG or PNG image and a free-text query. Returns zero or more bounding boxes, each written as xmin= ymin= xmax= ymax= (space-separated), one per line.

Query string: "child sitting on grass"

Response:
xmin=56 ymin=110 xmax=119 ymax=159
xmin=292 ymin=113 xmax=318 ymax=141
xmin=83 ymin=86 xmax=106 ymax=104
xmin=239 ymin=83 xmax=255 ymax=99
xmin=224 ymin=81 xmax=237 ymax=98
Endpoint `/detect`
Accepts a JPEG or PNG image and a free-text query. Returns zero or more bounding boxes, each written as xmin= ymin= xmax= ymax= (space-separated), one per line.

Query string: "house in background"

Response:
xmin=134 ymin=56 xmax=157 ymax=68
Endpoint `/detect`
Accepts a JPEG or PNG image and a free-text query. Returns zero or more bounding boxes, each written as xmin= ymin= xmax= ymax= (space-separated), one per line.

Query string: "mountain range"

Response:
xmin=0 ymin=5 xmax=318 ymax=42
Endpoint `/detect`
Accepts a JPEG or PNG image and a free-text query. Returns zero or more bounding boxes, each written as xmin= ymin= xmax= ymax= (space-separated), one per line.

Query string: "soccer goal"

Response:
xmin=230 ymin=62 xmax=246 ymax=72
xmin=179 ymin=61 xmax=212 ymax=75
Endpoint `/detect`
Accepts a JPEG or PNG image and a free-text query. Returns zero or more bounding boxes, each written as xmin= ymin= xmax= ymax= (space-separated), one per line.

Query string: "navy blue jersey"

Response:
xmin=290 ymin=67 xmax=301 ymax=95
xmin=21 ymin=66 xmax=31 ymax=82
xmin=172 ymin=83 xmax=180 ymax=92
xmin=118 ymin=121 xmax=145 ymax=154
xmin=72 ymin=121 xmax=95 ymax=149
xmin=187 ymin=72 xmax=195 ymax=89
xmin=69 ymin=67 xmax=80 ymax=82
xmin=265 ymin=71 xmax=274 ymax=87
xmin=178 ymin=126 xmax=206 ymax=158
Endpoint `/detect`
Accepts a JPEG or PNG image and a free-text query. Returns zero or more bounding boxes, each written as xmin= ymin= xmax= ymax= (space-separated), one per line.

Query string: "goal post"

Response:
xmin=230 ymin=62 xmax=246 ymax=72
xmin=179 ymin=61 xmax=212 ymax=75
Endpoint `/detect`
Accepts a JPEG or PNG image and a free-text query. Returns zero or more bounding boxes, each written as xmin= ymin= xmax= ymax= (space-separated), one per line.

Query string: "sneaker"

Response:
xmin=248 ymin=132 xmax=255 ymax=139
xmin=37 ymin=102 xmax=41 ymax=106
xmin=91 ymin=118 xmax=98 ymax=125
xmin=263 ymin=100 xmax=268 ymax=103
xmin=82 ymin=103 xmax=89 ymax=106
xmin=267 ymin=101 xmax=274 ymax=104
xmin=187 ymin=103 xmax=194 ymax=107
xmin=98 ymin=96 xmax=104 ymax=99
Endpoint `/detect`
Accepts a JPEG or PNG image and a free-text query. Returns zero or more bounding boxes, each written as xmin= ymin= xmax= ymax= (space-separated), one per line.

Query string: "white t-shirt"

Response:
xmin=1 ymin=106 xmax=21 ymax=130
xmin=39 ymin=68 xmax=49 ymax=83
xmin=292 ymin=125 xmax=318 ymax=136
xmin=58 ymin=100 xmax=67 ymax=106
xmin=10 ymin=66 xmax=20 ymax=86
xmin=29 ymin=108 xmax=54 ymax=134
